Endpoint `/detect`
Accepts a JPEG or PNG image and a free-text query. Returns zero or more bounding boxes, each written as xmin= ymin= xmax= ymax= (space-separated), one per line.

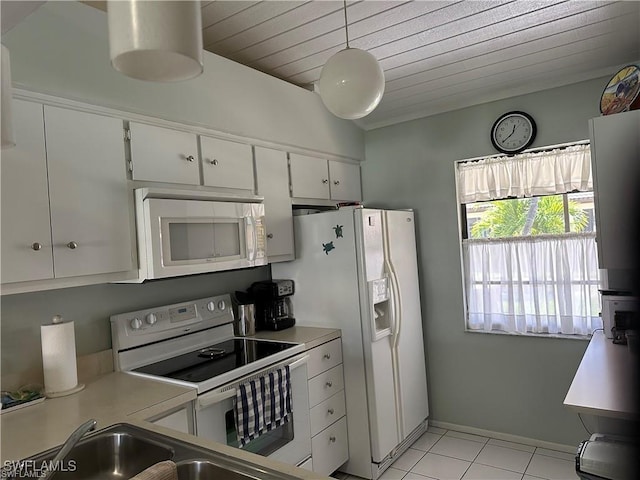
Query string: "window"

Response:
xmin=457 ymin=144 xmax=602 ymax=336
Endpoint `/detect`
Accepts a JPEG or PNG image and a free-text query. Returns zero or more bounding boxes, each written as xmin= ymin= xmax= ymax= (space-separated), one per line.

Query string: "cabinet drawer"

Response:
xmin=310 ymin=390 xmax=346 ymax=436
xmin=307 ymin=338 xmax=343 ymax=378
xmin=311 ymin=416 xmax=348 ymax=476
xmin=308 ymin=365 xmax=344 ymax=407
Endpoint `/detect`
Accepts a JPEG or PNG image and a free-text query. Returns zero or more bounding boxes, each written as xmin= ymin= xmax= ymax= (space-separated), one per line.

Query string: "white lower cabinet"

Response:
xmin=1 ymin=100 xmax=134 ymax=290
xmin=148 ymin=404 xmax=194 ymax=435
xmin=304 ymin=338 xmax=349 ymax=476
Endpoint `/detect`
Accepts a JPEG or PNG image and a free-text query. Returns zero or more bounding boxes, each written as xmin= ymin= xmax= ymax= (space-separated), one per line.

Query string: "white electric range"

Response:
xmin=110 ymin=294 xmax=311 ymax=467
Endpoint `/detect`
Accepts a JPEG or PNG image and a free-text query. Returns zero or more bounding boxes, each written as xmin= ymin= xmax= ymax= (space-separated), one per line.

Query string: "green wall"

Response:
xmin=362 ymin=77 xmax=611 ymax=446
xmin=1 ymin=268 xmax=270 ymax=390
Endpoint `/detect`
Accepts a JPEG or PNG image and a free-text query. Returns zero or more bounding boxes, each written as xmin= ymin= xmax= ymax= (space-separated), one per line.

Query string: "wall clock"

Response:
xmin=490 ymin=111 xmax=537 ymax=154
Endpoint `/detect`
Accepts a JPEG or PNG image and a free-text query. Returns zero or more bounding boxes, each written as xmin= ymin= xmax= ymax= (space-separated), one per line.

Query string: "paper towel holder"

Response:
xmin=41 ymin=315 xmax=85 ymax=398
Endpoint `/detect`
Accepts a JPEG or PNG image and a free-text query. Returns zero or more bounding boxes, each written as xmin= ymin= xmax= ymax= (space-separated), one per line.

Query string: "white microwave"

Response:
xmin=135 ymin=189 xmax=267 ymax=280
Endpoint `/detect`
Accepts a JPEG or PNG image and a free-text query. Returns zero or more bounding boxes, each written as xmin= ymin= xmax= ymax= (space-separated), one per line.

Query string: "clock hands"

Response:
xmin=503 ymin=124 xmax=517 ymax=141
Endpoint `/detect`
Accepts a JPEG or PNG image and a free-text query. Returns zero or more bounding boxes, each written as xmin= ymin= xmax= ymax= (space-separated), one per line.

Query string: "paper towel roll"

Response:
xmin=41 ymin=318 xmax=83 ymax=397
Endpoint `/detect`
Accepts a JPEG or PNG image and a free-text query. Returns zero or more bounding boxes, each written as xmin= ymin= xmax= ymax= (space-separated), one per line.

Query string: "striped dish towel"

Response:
xmin=235 ymin=365 xmax=292 ymax=447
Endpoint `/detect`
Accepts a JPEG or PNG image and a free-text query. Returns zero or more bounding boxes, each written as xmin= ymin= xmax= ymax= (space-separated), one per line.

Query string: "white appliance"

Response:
xmin=134 ymin=188 xmax=267 ymax=280
xmin=601 ymin=295 xmax=640 ymax=340
xmin=110 ymin=294 xmax=311 ymax=467
xmin=272 ymin=207 xmax=429 ymax=479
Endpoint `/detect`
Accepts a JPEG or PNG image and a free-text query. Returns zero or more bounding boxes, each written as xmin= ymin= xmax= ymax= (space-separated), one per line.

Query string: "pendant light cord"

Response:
xmin=343 ymin=0 xmax=350 ymax=48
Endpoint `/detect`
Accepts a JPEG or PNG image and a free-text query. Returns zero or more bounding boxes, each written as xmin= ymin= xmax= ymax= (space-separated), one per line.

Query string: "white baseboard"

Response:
xmin=429 ymin=420 xmax=577 ymax=454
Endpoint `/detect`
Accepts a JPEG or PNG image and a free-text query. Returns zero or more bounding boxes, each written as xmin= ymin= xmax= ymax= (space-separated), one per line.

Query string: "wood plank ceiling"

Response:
xmin=6 ymin=1 xmax=638 ymax=129
xmin=200 ymin=0 xmax=640 ymax=130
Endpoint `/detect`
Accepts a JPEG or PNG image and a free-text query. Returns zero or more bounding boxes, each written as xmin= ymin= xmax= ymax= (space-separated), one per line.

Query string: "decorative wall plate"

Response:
xmin=600 ymin=65 xmax=640 ymax=115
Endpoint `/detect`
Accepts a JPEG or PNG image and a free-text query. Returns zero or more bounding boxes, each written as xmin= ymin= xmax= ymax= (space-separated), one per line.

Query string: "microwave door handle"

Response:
xmin=245 ymin=216 xmax=257 ymax=262
xmin=197 ymin=388 xmax=237 ymax=410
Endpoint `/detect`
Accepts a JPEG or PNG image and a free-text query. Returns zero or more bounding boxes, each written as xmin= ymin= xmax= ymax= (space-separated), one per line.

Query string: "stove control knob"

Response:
xmin=130 ymin=318 xmax=143 ymax=330
xmin=145 ymin=313 xmax=157 ymax=325
xmin=217 ymin=300 xmax=226 ymax=311
xmin=207 ymin=301 xmax=216 ymax=312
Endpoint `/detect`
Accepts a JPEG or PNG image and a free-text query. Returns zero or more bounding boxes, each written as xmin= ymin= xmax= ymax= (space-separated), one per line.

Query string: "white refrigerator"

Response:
xmin=272 ymin=207 xmax=429 ymax=479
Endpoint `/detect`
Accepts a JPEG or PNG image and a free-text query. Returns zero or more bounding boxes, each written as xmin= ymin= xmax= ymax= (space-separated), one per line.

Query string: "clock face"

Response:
xmin=491 ymin=111 xmax=536 ymax=154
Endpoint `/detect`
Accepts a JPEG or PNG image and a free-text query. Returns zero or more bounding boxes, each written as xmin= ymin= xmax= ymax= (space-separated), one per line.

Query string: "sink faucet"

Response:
xmin=38 ymin=419 xmax=97 ymax=480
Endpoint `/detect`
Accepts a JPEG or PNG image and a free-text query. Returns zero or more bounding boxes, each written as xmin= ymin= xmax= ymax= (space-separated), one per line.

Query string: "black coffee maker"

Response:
xmin=250 ymin=279 xmax=296 ymax=331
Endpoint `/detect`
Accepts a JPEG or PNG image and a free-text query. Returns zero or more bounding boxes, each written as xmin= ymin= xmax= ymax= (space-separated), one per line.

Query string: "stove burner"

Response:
xmin=198 ymin=347 xmax=226 ymax=359
xmin=132 ymin=338 xmax=297 ymax=383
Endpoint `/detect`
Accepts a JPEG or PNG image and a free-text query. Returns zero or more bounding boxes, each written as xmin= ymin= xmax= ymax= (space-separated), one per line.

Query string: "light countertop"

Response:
xmin=1 ymin=326 xmax=341 ymax=479
xmin=564 ymin=331 xmax=638 ymax=420
xmin=251 ymin=326 xmax=341 ymax=350
xmin=0 ymin=372 xmax=196 ymax=463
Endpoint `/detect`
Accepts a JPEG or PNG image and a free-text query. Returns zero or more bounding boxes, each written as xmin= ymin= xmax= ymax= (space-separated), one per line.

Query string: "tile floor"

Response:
xmin=332 ymin=426 xmax=579 ymax=480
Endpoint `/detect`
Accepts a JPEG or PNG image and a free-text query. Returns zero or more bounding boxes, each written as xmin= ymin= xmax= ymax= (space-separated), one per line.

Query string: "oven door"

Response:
xmin=194 ymin=353 xmax=311 ymax=466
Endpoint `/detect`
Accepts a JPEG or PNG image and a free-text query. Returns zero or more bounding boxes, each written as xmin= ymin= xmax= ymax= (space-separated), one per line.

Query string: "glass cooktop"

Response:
xmin=133 ymin=338 xmax=295 ymax=383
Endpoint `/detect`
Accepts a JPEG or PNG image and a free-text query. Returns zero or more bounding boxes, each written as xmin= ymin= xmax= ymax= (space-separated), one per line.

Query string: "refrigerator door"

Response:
xmin=356 ymin=209 xmax=401 ymax=463
xmin=271 ymin=209 xmax=374 ymax=479
xmin=384 ymin=210 xmax=429 ymax=437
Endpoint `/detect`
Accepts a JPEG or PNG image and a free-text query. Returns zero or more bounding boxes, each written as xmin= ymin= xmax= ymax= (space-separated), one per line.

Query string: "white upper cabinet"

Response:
xmin=254 ymin=147 xmax=294 ymax=262
xmin=1 ymin=100 xmax=54 ymax=283
xmin=329 ymin=160 xmax=362 ymax=202
xmin=2 ymin=102 xmax=134 ymax=289
xmin=44 ymin=106 xmax=133 ymax=278
xmin=590 ymin=110 xmax=640 ymax=272
xmin=129 ymin=122 xmax=200 ymax=185
xmin=200 ymin=136 xmax=254 ymax=190
xmin=289 ymin=153 xmax=331 ymax=199
xmin=289 ymin=153 xmax=362 ymax=202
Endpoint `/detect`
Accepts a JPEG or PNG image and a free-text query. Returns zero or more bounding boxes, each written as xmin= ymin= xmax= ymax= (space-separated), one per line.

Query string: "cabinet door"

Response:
xmin=201 ymin=136 xmax=254 ymax=190
xmin=129 ymin=122 xmax=199 ymax=185
xmin=289 ymin=153 xmax=330 ymax=199
xmin=254 ymin=147 xmax=294 ymax=261
xmin=1 ymin=100 xmax=54 ymax=283
xmin=329 ymin=161 xmax=362 ymax=202
xmin=590 ymin=110 xmax=640 ymax=271
xmin=44 ymin=106 xmax=134 ymax=278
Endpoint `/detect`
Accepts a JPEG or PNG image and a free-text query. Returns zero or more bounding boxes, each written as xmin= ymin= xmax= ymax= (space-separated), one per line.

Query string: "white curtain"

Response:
xmin=457 ymin=144 xmax=592 ymax=204
xmin=463 ymin=234 xmax=602 ymax=335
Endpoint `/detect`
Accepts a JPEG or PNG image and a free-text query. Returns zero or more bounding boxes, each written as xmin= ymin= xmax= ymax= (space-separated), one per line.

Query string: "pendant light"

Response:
xmin=107 ymin=0 xmax=203 ymax=82
xmin=1 ymin=44 xmax=15 ymax=149
xmin=318 ymin=0 xmax=385 ymax=120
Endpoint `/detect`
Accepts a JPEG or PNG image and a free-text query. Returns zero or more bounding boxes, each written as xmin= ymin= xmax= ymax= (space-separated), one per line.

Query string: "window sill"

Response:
xmin=464 ymin=328 xmax=594 ymax=341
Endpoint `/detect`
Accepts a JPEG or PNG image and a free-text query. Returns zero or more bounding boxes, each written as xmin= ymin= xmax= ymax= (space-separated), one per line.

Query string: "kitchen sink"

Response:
xmin=26 ymin=431 xmax=173 ymax=479
xmin=176 ymin=459 xmax=264 ymax=480
xmin=10 ymin=423 xmax=301 ymax=480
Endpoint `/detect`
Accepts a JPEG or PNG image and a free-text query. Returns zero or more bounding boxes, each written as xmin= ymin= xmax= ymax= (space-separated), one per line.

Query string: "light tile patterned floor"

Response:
xmin=332 ymin=426 xmax=578 ymax=480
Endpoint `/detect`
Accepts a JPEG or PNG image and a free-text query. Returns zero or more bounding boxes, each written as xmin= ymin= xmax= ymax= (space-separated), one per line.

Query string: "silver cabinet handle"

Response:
xmin=67 ymin=241 xmax=78 ymax=249
xmin=267 ymin=233 xmax=274 ymax=239
xmin=186 ymin=155 xmax=195 ymax=162
xmin=328 ymin=408 xmax=334 ymax=415
xmin=31 ymin=242 xmax=43 ymax=251
xmin=323 ymin=353 xmax=331 ymax=360
xmin=329 ymin=436 xmax=336 ymax=443
xmin=325 ymin=381 xmax=333 ymax=388
xmin=207 ymin=158 xmax=218 ymax=165
xmin=322 ymin=179 xmax=329 ymax=184
xmin=334 ymin=180 xmax=340 ymax=185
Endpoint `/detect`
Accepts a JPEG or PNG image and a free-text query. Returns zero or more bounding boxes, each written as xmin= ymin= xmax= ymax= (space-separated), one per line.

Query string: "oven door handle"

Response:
xmin=197 ymin=388 xmax=237 ymax=410
xmin=196 ymin=354 xmax=309 ymax=410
